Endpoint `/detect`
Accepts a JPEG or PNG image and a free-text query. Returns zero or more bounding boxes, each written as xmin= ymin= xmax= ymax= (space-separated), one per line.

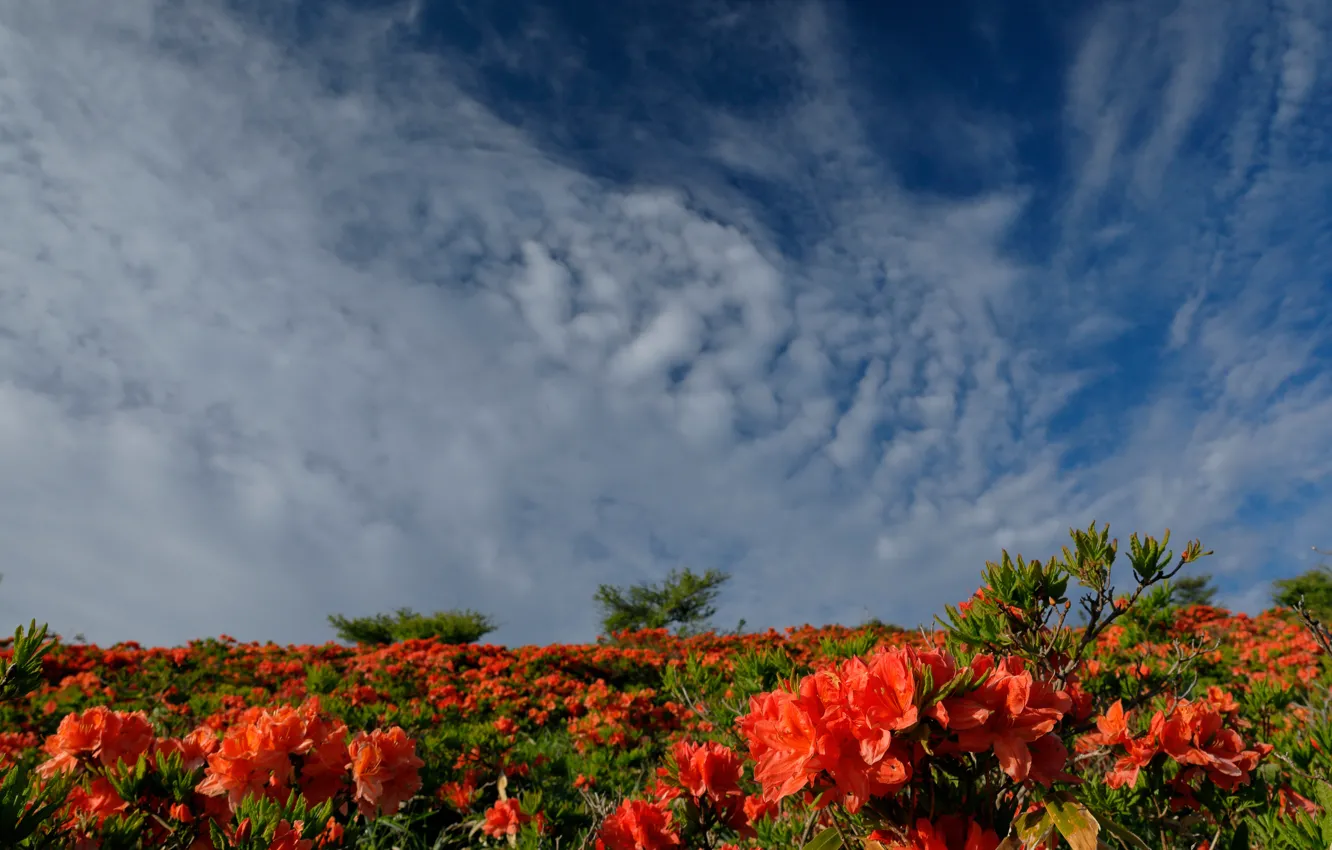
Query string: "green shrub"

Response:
xmin=1273 ymin=566 xmax=1332 ymax=622
xmin=594 ymin=567 xmax=730 ymax=637
xmin=1171 ymin=572 xmax=1218 ymax=607
xmin=327 ymin=606 xmax=497 ymax=646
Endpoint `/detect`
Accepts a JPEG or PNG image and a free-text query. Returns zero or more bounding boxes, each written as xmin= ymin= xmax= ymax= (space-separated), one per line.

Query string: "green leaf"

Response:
xmin=805 ymin=826 xmax=844 ymax=850
xmin=1098 ymin=817 xmax=1152 ymax=850
xmin=1013 ymin=810 xmax=1056 ymax=848
xmin=1045 ymin=791 xmax=1100 ymax=850
xmin=1224 ymin=821 xmax=1251 ymax=850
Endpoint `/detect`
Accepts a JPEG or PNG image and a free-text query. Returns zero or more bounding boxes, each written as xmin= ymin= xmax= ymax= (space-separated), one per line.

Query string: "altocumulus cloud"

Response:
xmin=0 ymin=0 xmax=1329 ymax=648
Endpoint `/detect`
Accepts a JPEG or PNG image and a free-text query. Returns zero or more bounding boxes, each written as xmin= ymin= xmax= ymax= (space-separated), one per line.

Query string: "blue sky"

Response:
xmin=1 ymin=0 xmax=1329 ymax=648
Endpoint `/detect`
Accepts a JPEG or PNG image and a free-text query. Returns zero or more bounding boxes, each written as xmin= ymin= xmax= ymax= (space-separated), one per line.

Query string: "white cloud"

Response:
xmin=1166 ymin=286 xmax=1207 ymax=351
xmin=1274 ymin=0 xmax=1324 ymax=128
xmin=826 ymin=359 xmax=886 ymax=469
xmin=0 ymin=0 xmax=1328 ymax=648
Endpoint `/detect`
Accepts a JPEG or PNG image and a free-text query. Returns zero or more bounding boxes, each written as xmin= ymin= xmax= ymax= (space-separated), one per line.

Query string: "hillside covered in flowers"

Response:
xmin=2 ymin=525 xmax=1331 ymax=849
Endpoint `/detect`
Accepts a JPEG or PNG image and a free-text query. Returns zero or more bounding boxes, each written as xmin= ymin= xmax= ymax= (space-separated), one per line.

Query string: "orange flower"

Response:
xmin=1100 ymin=707 xmax=1163 ymax=790
xmin=294 ymin=713 xmax=351 ymax=806
xmin=59 ymin=776 xmax=129 ymax=830
xmin=1160 ymin=700 xmax=1266 ymax=789
xmin=168 ymin=802 xmax=194 ymax=823
xmin=154 ymin=727 xmax=221 ymax=773
xmin=595 ymin=799 xmax=681 ymax=850
xmin=672 ymin=740 xmax=744 ymax=803
xmin=1203 ymin=686 xmax=1239 ymax=716
xmin=950 ymin=656 xmax=1072 ymax=783
xmin=348 ymin=726 xmax=426 ymax=819
xmin=197 ymin=698 xmax=353 ymax=812
xmin=1027 ymin=733 xmax=1076 ymax=786
xmin=878 ymin=816 xmax=1002 ymax=850
xmin=842 ymin=649 xmax=919 ymax=763
xmin=315 ymin=816 xmax=345 ymax=849
xmin=38 ymin=706 xmax=156 ymax=778
xmin=438 ymin=770 xmax=480 ymax=811
xmin=196 ymin=726 xmax=281 ymax=810
xmin=483 ymin=798 xmax=532 ymax=840
xmin=743 ymin=793 xmax=779 ymax=823
xmin=268 ymin=819 xmax=314 ymax=850
xmin=1077 ymin=699 xmax=1131 ymax=753
xmin=738 ymin=686 xmax=827 ymax=801
xmin=1279 ymin=786 xmax=1321 ymax=818
xmin=672 ymin=740 xmax=750 ymax=832
xmin=740 ymin=650 xmax=922 ymax=814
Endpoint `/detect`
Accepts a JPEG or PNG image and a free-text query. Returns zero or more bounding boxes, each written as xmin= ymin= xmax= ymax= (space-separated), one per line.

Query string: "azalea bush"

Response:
xmin=0 ymin=521 xmax=1327 ymax=848
xmin=326 ymin=608 xmax=497 ymax=647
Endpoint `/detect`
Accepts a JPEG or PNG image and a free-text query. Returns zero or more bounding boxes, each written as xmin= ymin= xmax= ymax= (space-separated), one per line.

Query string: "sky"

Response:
xmin=1 ymin=0 xmax=1330 ymax=649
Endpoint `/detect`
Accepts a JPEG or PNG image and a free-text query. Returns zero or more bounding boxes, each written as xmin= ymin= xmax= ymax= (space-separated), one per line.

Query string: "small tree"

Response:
xmin=594 ymin=567 xmax=731 ymax=637
xmin=1171 ymin=573 xmax=1218 ymax=607
xmin=327 ymin=607 xmax=497 ymax=647
xmin=1272 ymin=548 xmax=1332 ymax=622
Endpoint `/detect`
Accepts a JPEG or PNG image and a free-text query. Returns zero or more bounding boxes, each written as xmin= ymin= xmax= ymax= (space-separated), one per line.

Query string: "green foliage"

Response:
xmin=327 ymin=606 xmax=497 ymax=647
xmin=594 ymin=567 xmax=731 ymax=637
xmin=304 ymin=661 xmax=342 ymax=695
xmin=0 ymin=755 xmax=75 ymax=849
xmin=805 ymin=826 xmax=843 ymax=850
xmin=0 ymin=618 xmax=55 ymax=703
xmin=1119 ymin=581 xmax=1177 ymax=640
xmin=819 ymin=630 xmax=880 ymax=661
xmin=1273 ymin=565 xmax=1332 ymax=622
xmin=1249 ymin=803 xmax=1332 ymax=850
xmin=208 ymin=787 xmax=339 ymax=850
xmin=1171 ymin=573 xmax=1218 ymax=607
xmin=0 ymin=577 xmax=71 ymax=849
xmin=938 ymin=521 xmax=1212 ymax=681
xmin=730 ymin=646 xmax=799 ymax=698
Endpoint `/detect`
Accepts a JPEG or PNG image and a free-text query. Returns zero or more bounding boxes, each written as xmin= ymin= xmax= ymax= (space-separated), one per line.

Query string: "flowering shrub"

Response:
xmin=0 ymin=522 xmax=1325 ymax=848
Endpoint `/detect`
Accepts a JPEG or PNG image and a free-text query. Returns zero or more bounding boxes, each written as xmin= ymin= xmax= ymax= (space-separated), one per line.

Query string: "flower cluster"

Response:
xmin=596 ymin=798 xmax=681 ymax=850
xmin=36 ymin=705 xmax=155 ymax=778
xmin=1080 ymin=695 xmax=1269 ymax=795
xmin=938 ymin=654 xmax=1075 ymax=786
xmin=668 ymin=739 xmax=750 ymax=834
xmin=31 ymin=698 xmax=423 ymax=847
xmin=738 ymin=646 xmax=1079 ymax=815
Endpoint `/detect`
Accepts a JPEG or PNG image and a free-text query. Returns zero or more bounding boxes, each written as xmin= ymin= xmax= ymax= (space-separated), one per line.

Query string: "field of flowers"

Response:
xmin=2 ymin=524 xmax=1331 ymax=849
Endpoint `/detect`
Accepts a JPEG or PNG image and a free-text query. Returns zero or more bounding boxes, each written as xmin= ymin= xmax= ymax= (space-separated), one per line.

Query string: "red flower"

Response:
xmin=672 ymin=740 xmax=744 ymax=802
xmin=37 ymin=707 xmax=156 ymax=777
xmin=879 ymin=816 xmax=1002 ymax=850
xmin=348 ymin=726 xmax=426 ymax=819
xmin=738 ymin=648 xmax=920 ymax=812
xmin=1160 ymin=700 xmax=1266 ymax=789
xmin=949 ymin=656 xmax=1072 ymax=783
xmin=743 ymin=793 xmax=779 ymax=823
xmin=738 ymin=686 xmax=827 ymax=801
xmin=596 ymin=799 xmax=681 ymax=850
xmin=268 ymin=819 xmax=314 ymax=850
xmin=672 ymin=739 xmax=750 ymax=833
xmin=483 ymin=798 xmax=531 ymax=840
